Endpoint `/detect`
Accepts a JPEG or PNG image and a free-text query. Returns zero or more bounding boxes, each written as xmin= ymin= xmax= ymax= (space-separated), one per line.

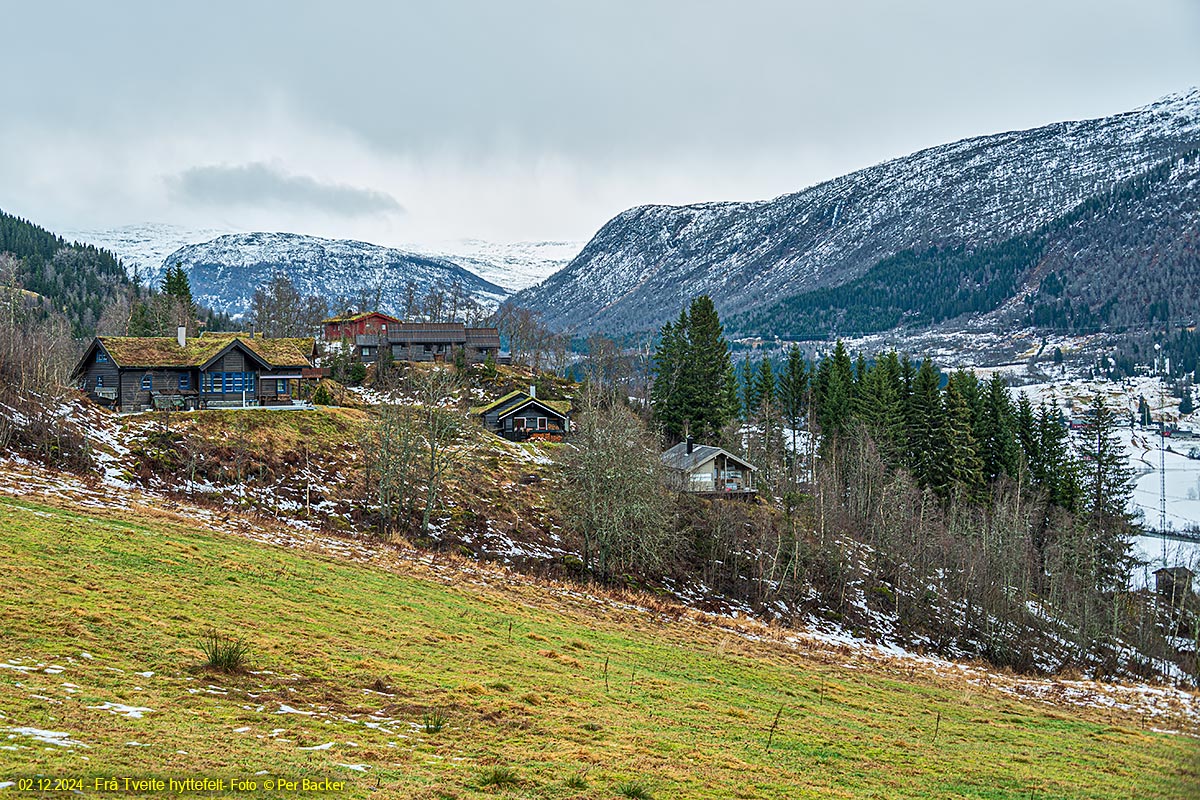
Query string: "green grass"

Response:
xmin=0 ymin=494 xmax=1196 ymax=798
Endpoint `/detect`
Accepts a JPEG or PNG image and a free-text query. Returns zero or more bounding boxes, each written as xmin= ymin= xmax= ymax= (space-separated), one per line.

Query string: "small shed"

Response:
xmin=1155 ymin=566 xmax=1195 ymax=605
xmin=661 ymin=438 xmax=756 ymax=495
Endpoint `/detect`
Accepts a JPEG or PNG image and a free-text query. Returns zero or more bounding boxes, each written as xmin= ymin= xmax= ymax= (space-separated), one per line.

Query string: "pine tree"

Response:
xmin=754 ymin=357 xmax=776 ymax=409
xmin=740 ymin=358 xmax=759 ymax=421
xmin=907 ymin=358 xmax=942 ymax=486
xmin=978 ymin=374 xmax=1018 ymax=483
xmin=778 ymin=344 xmax=808 ymax=442
xmin=1075 ymin=393 xmax=1136 ymax=588
xmin=1138 ymin=395 xmax=1152 ymax=426
xmin=1181 ymin=389 xmax=1195 ymax=416
xmin=682 ymin=296 xmax=737 ymax=440
xmin=816 ymin=340 xmax=854 ymax=438
xmin=936 ymin=380 xmax=985 ymax=502
xmin=650 ymin=313 xmax=688 ymax=438
xmin=649 ymin=296 xmax=736 ymax=441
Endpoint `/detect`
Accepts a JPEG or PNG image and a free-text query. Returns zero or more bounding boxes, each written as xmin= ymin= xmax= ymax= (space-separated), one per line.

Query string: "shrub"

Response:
xmin=564 ymin=772 xmax=588 ymax=789
xmin=477 ymin=766 xmax=519 ymax=788
xmin=422 ymin=709 xmax=447 ymax=733
xmin=616 ymin=781 xmax=653 ymax=800
xmin=199 ymin=628 xmax=251 ymax=673
xmin=312 ymin=384 xmax=333 ymax=406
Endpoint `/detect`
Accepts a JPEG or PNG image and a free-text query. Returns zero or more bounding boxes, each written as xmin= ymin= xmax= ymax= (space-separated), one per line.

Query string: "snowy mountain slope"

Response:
xmin=165 ymin=232 xmax=508 ymax=318
xmin=515 ymin=88 xmax=1200 ymax=336
xmin=61 ymin=223 xmax=235 ymax=285
xmin=64 ymin=225 xmax=576 ymax=301
xmin=408 ymin=239 xmax=583 ymax=292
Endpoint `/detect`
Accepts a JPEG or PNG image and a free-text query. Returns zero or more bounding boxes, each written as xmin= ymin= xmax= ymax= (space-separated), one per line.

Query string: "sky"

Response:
xmin=1 ymin=0 xmax=1197 ymax=246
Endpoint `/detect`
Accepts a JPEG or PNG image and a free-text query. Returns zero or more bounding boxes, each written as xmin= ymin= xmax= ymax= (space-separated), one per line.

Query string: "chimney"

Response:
xmin=177 ymin=326 xmax=187 ymax=348
xmin=686 ymin=436 xmax=694 ymax=455
xmin=248 ymin=324 xmax=255 ymax=339
xmin=529 ymin=384 xmax=536 ymax=399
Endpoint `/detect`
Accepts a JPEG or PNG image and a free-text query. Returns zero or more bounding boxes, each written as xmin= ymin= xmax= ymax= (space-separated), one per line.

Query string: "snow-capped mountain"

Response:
xmin=62 ymin=223 xmax=235 ymax=285
xmin=515 ymin=88 xmax=1200 ymax=336
xmin=165 ymin=232 xmax=509 ymax=318
xmin=408 ymin=239 xmax=583 ymax=293
xmin=65 ymin=224 xmax=578 ymax=304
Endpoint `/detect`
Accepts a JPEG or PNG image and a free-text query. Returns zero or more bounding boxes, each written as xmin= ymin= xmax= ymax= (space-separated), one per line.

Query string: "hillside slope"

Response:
xmin=165 ymin=232 xmax=509 ymax=318
xmin=0 ymin=492 xmax=1196 ymax=798
xmin=515 ymin=89 xmax=1200 ymax=337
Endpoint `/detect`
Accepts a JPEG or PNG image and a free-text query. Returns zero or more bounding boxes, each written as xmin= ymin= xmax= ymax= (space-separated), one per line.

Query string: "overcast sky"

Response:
xmin=1 ymin=1 xmax=1197 ymax=245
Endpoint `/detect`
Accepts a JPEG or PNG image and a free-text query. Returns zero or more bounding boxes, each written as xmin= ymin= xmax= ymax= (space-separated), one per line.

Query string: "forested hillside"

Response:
xmin=739 ymin=148 xmax=1200 ymax=338
xmin=0 ymin=209 xmax=134 ymax=337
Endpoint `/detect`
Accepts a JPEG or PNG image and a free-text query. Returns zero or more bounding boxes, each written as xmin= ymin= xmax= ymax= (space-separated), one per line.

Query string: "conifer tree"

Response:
xmin=936 ymin=380 xmax=985 ymax=502
xmin=978 ymin=374 xmax=1018 ymax=482
xmin=816 ymin=340 xmax=854 ymax=438
xmin=755 ymin=356 xmax=776 ymax=408
xmin=649 ymin=296 xmax=736 ymax=441
xmin=907 ymin=358 xmax=942 ymax=485
xmin=778 ymin=344 xmax=808 ymax=441
xmin=1075 ymin=393 xmax=1136 ymax=588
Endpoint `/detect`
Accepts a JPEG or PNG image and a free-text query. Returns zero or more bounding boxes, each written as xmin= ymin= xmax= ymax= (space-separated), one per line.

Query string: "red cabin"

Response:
xmin=322 ymin=312 xmax=402 ymax=342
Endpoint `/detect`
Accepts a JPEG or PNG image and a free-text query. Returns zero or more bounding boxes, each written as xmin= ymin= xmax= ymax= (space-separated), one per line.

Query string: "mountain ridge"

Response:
xmin=514 ymin=88 xmax=1200 ymax=337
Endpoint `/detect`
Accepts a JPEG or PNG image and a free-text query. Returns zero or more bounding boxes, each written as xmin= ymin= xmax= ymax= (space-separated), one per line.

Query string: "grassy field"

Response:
xmin=0 ymin=494 xmax=1196 ymax=799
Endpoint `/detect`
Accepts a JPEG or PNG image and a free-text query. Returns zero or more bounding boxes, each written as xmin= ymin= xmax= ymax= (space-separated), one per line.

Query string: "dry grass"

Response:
xmin=0 ymin=494 xmax=1197 ymax=798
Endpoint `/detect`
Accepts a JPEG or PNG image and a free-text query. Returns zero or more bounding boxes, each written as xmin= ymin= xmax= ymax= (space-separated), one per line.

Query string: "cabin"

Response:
xmin=471 ymin=386 xmax=571 ymax=442
xmin=1155 ymin=566 xmax=1195 ymax=607
xmin=322 ymin=313 xmax=502 ymax=365
xmin=661 ymin=438 xmax=757 ymax=496
xmin=72 ymin=328 xmax=317 ymax=413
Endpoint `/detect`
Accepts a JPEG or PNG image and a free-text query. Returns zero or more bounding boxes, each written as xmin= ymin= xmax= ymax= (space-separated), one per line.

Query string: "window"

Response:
xmin=178 ymin=373 xmax=190 ymax=391
xmin=423 ymin=343 xmax=432 ymax=353
xmin=362 ymin=346 xmax=373 ymax=357
xmin=537 ymin=417 xmax=548 ymax=430
xmin=277 ymin=379 xmax=288 ymax=395
xmin=96 ymin=376 xmax=104 ymax=388
xmin=141 ymin=374 xmax=153 ymax=391
xmin=513 ymin=417 xmax=527 ymax=431
xmin=96 ymin=351 xmax=108 ymax=363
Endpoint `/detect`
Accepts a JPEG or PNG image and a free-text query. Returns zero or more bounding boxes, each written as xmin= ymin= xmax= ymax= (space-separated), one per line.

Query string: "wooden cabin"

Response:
xmin=471 ymin=386 xmax=571 ymax=442
xmin=72 ymin=328 xmax=317 ymax=413
xmin=661 ymin=438 xmax=757 ymax=496
xmin=322 ymin=313 xmax=502 ymax=365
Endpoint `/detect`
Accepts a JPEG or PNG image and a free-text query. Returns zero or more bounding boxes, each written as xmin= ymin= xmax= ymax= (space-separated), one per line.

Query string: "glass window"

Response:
xmin=246 ymin=372 xmax=256 ymax=393
xmin=179 ymin=373 xmax=190 ymax=391
xmin=96 ymin=376 xmax=104 ymax=388
xmin=277 ymin=379 xmax=288 ymax=394
xmin=96 ymin=351 xmax=108 ymax=363
xmin=141 ymin=374 xmax=152 ymax=391
xmin=537 ymin=417 xmax=548 ymax=430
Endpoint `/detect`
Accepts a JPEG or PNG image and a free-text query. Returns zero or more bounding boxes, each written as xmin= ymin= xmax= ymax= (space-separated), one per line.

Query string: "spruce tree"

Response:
xmin=755 ymin=357 xmax=776 ymax=408
xmin=936 ymin=380 xmax=985 ymax=502
xmin=650 ymin=312 xmax=688 ymax=439
xmin=778 ymin=344 xmax=808 ymax=438
xmin=978 ymin=374 xmax=1018 ymax=482
xmin=649 ymin=296 xmax=736 ymax=441
xmin=1075 ymin=393 xmax=1136 ymax=588
xmin=816 ymin=340 xmax=854 ymax=438
xmin=907 ymin=358 xmax=942 ymax=485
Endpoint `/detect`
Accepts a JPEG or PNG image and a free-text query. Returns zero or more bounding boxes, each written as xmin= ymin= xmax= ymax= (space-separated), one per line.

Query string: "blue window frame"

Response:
xmin=96 ymin=376 xmax=104 ymax=388
xmin=141 ymin=374 xmax=153 ymax=391
xmin=203 ymin=371 xmax=256 ymax=394
xmin=179 ymin=373 xmax=190 ymax=391
xmin=96 ymin=351 xmax=108 ymax=363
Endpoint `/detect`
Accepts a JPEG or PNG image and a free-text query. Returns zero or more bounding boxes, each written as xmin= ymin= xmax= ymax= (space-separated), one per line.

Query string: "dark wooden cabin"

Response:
xmin=72 ymin=328 xmax=317 ymax=413
xmin=471 ymin=387 xmax=571 ymax=442
xmin=322 ymin=313 xmax=502 ymax=365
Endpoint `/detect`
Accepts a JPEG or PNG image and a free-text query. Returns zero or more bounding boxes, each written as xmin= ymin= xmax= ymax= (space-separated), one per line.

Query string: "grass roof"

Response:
xmin=321 ymin=311 xmax=401 ymax=325
xmin=469 ymin=390 xmax=571 ymax=417
xmin=96 ymin=335 xmax=314 ymax=369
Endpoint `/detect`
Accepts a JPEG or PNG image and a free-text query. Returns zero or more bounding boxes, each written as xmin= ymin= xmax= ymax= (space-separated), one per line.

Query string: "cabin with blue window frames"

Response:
xmin=71 ymin=327 xmax=317 ymax=413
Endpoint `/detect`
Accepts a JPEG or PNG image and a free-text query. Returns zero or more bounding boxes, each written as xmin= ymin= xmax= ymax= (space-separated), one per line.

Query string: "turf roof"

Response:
xmin=93 ymin=335 xmax=314 ymax=369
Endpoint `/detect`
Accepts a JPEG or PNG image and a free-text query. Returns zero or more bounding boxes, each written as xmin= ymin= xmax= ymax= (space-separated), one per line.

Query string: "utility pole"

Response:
xmin=1155 ymin=343 xmax=1167 ymax=565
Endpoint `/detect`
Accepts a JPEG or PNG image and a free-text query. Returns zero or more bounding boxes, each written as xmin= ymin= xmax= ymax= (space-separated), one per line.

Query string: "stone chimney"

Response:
xmin=529 ymin=384 xmax=536 ymax=399
xmin=686 ymin=436 xmax=694 ymax=455
xmin=177 ymin=326 xmax=187 ymax=348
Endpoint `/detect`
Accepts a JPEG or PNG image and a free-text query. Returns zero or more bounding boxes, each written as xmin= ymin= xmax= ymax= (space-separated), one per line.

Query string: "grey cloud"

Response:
xmin=168 ymin=163 xmax=403 ymax=217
